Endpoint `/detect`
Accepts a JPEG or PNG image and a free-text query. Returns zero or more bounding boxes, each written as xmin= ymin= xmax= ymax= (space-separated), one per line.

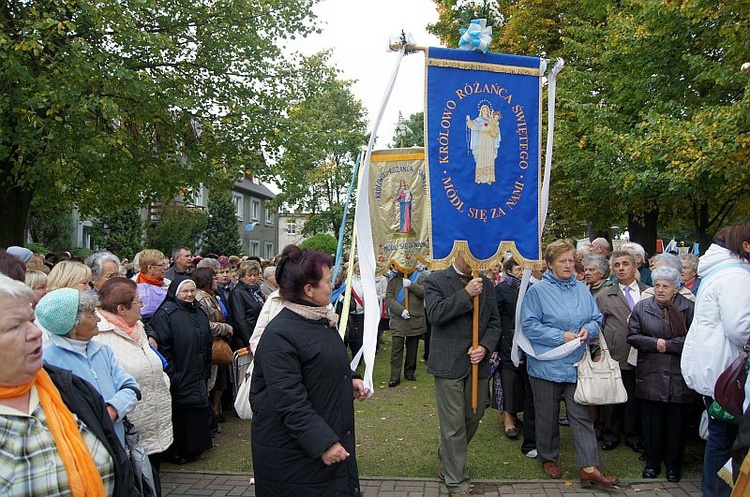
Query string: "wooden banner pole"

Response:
xmin=471 ymin=268 xmax=479 ymax=413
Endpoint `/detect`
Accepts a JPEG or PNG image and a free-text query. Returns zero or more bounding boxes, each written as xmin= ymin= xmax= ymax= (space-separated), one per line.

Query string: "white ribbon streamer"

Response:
xmin=511 ymin=58 xmax=566 ymax=367
xmin=350 ymin=47 xmax=408 ymax=394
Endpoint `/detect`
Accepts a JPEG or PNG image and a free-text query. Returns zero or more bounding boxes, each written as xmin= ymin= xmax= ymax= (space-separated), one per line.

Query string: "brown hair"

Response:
xmin=714 ymin=222 xmax=750 ymax=261
xmin=192 ymin=267 xmax=215 ymax=292
xmin=99 ymin=277 xmax=138 ymax=313
xmin=544 ymin=239 xmax=576 ymax=267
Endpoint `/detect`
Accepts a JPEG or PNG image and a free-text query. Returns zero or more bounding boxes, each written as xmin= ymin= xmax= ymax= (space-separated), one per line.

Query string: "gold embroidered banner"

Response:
xmin=368 ymin=148 xmax=430 ymax=276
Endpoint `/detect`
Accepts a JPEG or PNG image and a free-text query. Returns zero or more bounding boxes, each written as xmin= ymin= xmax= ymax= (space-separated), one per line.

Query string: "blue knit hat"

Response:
xmin=36 ymin=288 xmax=80 ymax=336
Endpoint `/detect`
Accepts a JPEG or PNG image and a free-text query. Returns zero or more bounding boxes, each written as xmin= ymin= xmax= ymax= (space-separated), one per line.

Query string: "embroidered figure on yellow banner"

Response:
xmin=466 ymin=102 xmax=501 ymax=185
xmin=393 ymin=180 xmax=413 ymax=233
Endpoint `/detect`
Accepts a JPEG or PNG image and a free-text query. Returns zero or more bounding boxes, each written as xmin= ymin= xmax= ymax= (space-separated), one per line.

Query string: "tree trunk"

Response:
xmin=627 ymin=208 xmax=659 ymax=256
xmin=692 ymin=199 xmax=734 ymax=255
xmin=0 ymin=185 xmax=33 ymax=247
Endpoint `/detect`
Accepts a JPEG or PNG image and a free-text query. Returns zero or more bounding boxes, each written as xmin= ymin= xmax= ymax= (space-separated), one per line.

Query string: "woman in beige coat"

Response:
xmin=193 ymin=268 xmax=233 ymax=427
xmin=93 ymin=277 xmax=173 ymax=485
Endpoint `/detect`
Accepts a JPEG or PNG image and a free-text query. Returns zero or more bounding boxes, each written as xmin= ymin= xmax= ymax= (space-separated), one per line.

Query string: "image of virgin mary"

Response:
xmin=394 ymin=180 xmax=413 ymax=233
xmin=466 ymin=105 xmax=501 ymax=184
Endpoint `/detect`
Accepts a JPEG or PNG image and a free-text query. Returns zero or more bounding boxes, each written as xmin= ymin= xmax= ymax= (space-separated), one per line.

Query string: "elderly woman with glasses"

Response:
xmin=37 ymin=288 xmax=141 ymax=449
xmin=93 ymin=277 xmax=173 ymax=476
xmin=149 ymin=276 xmax=213 ymax=464
xmin=135 ymin=249 xmax=169 ymax=323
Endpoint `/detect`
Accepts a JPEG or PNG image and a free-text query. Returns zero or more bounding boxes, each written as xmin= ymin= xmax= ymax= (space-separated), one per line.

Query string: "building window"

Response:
xmin=191 ymin=185 xmax=206 ymax=208
xmin=264 ymin=206 xmax=273 ymax=225
xmin=249 ymin=240 xmax=260 ymax=257
xmin=251 ymin=199 xmax=260 ymax=221
xmin=232 ymin=193 xmax=244 ymax=221
xmin=286 ymin=219 xmax=297 ymax=235
xmin=265 ymin=242 xmax=275 ymax=259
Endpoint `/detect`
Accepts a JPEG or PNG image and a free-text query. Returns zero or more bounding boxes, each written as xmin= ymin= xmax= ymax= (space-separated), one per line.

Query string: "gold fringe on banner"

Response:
xmin=426 ymin=58 xmax=541 ymax=76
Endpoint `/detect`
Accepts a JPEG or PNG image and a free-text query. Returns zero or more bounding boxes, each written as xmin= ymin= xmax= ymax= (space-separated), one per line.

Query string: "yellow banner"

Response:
xmin=369 ymin=148 xmax=430 ymax=276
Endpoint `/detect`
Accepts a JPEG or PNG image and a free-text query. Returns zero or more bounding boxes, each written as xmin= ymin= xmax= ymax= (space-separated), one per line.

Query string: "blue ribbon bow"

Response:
xmin=458 ymin=19 xmax=493 ymax=54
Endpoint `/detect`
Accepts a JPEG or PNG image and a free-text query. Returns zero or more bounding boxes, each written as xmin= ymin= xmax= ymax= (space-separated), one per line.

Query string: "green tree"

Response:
xmin=201 ymin=191 xmax=244 ymax=256
xmin=0 ymin=0 xmax=320 ymax=247
xmin=144 ymin=204 xmax=208 ymax=256
xmin=90 ymin=208 xmax=143 ymax=259
xmin=27 ymin=207 xmax=74 ymax=253
xmin=431 ymin=0 xmax=750 ymax=253
xmin=271 ymin=52 xmax=368 ymax=239
xmin=391 ymin=112 xmax=424 ymax=148
xmin=299 ymin=233 xmax=338 ymax=255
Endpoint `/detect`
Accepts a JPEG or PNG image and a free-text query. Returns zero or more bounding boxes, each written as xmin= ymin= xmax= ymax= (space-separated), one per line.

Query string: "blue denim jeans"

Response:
xmin=703 ymin=396 xmax=739 ymax=497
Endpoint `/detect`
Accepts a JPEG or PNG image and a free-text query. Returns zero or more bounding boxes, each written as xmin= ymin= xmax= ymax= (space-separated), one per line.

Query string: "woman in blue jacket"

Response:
xmin=520 ymin=239 xmax=618 ymax=487
xmin=37 ymin=288 xmax=141 ymax=448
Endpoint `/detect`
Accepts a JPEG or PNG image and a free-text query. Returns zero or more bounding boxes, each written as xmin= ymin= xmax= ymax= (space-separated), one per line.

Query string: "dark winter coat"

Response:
xmin=424 ymin=266 xmax=501 ymax=379
xmin=45 ymin=364 xmax=141 ymax=497
xmin=149 ymin=277 xmax=212 ymax=407
xmin=250 ymin=307 xmax=361 ymax=497
xmin=494 ymin=279 xmax=521 ymax=371
xmin=595 ymin=280 xmax=650 ymax=370
xmin=229 ymin=280 xmax=264 ymax=349
xmin=626 ymin=293 xmax=695 ymax=404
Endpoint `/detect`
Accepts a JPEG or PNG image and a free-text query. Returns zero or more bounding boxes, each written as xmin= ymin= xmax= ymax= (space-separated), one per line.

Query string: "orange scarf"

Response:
xmin=136 ymin=271 xmax=164 ymax=286
xmin=0 ymin=370 xmax=106 ymax=496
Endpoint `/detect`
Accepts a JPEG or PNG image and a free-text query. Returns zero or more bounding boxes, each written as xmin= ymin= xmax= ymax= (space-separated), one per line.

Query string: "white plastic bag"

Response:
xmin=234 ymin=374 xmax=253 ymax=420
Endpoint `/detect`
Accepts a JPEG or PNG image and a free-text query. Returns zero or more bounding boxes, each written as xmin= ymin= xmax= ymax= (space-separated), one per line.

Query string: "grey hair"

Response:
xmin=582 ymin=254 xmax=610 ymax=278
xmin=85 ymin=251 xmax=121 ymax=279
xmin=592 ymin=237 xmax=611 ymax=250
xmin=679 ymin=253 xmax=699 ymax=272
xmin=621 ymin=242 xmax=646 ymax=262
xmin=172 ymin=246 xmax=191 ymax=260
xmin=651 ymin=266 xmax=681 ymax=289
xmin=0 ymin=272 xmax=35 ymax=302
xmin=73 ymin=291 xmax=100 ymax=329
xmin=651 ymin=253 xmax=683 ymax=273
xmin=197 ymin=257 xmax=220 ymax=270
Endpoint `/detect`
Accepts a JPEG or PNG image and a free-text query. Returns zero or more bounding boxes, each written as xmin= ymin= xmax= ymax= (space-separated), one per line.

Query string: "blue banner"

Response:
xmin=425 ymin=47 xmax=542 ymax=269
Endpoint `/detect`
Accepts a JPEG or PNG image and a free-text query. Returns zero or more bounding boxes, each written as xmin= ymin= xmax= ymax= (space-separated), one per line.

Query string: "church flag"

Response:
xmin=368 ymin=147 xmax=430 ymax=275
xmin=425 ymin=47 xmax=544 ymax=269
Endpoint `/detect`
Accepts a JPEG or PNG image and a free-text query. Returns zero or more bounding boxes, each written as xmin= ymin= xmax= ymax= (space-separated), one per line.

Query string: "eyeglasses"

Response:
xmin=131 ymin=300 xmax=143 ymax=307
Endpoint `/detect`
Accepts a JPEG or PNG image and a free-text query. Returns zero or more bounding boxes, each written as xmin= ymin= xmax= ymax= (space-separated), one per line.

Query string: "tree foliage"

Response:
xmin=270 ymin=52 xmax=368 ymax=239
xmin=27 ymin=207 xmax=74 ymax=253
xmin=90 ymin=207 xmax=143 ymax=259
xmin=0 ymin=0 xmax=320 ymax=246
xmin=430 ymin=0 xmax=750 ymax=253
xmin=201 ymin=191 xmax=244 ymax=256
xmin=144 ymin=204 xmax=208 ymax=256
xmin=391 ymin=111 xmax=425 ymax=148
xmin=299 ymin=233 xmax=338 ymax=255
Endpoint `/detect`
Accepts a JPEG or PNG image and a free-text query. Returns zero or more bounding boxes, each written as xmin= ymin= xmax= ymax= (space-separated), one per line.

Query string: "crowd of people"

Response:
xmin=1 ymin=221 xmax=749 ymax=497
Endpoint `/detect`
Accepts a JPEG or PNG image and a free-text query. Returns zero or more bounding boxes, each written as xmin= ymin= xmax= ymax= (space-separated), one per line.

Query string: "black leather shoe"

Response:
xmin=388 ymin=379 xmax=400 ymax=387
xmin=627 ymin=441 xmax=644 ymax=454
xmin=600 ymin=441 xmax=619 ymax=451
xmin=404 ymin=374 xmax=416 ymax=381
xmin=666 ymin=469 xmax=681 ymax=482
xmin=641 ymin=467 xmax=659 ymax=478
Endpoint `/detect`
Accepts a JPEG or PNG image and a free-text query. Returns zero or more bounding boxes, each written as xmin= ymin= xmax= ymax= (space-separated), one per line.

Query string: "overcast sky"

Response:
xmin=297 ymin=0 xmax=442 ymax=147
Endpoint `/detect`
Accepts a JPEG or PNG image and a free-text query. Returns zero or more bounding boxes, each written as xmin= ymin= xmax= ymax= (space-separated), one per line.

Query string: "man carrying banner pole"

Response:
xmin=424 ymin=253 xmax=501 ymax=496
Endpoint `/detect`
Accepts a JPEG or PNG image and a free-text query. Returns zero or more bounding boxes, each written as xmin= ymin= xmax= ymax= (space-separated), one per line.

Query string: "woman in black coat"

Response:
xmin=493 ymin=257 xmax=531 ymax=442
xmin=149 ymin=276 xmax=213 ymax=464
xmin=229 ymin=260 xmax=264 ymax=349
xmin=250 ymin=245 xmax=370 ymax=497
xmin=627 ymin=266 xmax=695 ymax=482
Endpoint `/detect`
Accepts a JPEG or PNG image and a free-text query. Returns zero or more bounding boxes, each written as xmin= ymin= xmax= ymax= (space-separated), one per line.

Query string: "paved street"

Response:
xmin=161 ymin=471 xmax=701 ymax=496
